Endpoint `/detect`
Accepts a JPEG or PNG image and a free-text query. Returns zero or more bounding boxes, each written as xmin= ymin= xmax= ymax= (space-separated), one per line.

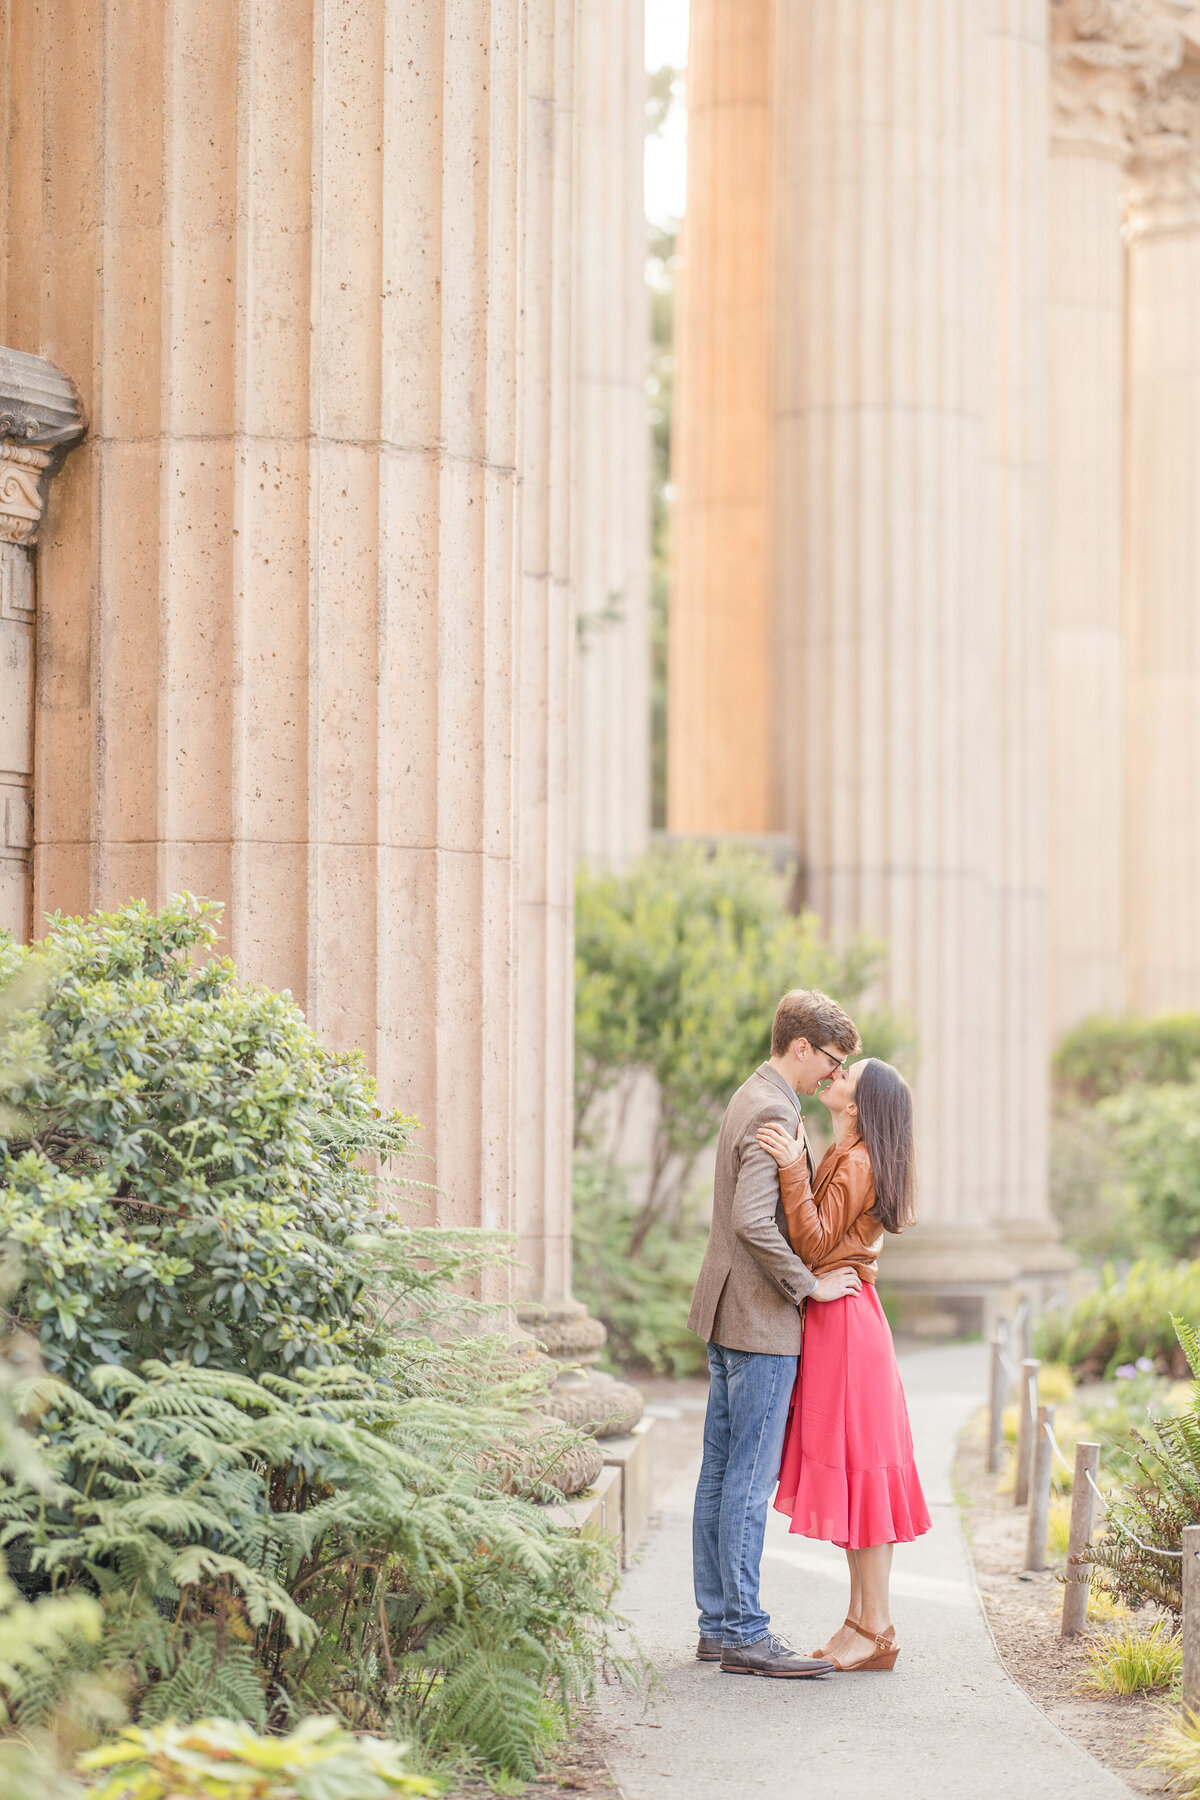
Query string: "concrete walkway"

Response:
xmin=597 ymin=1342 xmax=1136 ymax=1800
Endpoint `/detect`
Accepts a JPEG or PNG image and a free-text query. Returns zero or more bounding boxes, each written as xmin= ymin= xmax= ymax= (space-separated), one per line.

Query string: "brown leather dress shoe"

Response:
xmin=696 ymin=1635 xmax=723 ymax=1662
xmin=720 ymin=1633 xmax=833 ymax=1678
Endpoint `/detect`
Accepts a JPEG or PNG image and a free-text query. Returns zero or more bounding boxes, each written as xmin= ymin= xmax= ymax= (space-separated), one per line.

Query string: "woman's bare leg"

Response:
xmin=822 ymin=1543 xmax=893 ymax=1665
xmin=819 ymin=1548 xmax=862 ymax=1662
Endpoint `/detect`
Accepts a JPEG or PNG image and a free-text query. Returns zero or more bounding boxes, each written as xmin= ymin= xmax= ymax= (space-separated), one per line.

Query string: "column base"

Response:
xmin=880 ymin=1220 xmax=1076 ymax=1340
xmin=516 ymin=1299 xmax=645 ymax=1440
xmin=516 ymin=1297 xmax=608 ymax=1364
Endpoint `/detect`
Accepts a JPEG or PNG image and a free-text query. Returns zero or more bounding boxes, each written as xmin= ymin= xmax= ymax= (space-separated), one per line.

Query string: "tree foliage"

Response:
xmin=575 ymin=845 xmax=907 ymax=1250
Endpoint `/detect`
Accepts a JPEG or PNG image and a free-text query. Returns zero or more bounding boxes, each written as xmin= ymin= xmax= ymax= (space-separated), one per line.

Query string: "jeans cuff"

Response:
xmin=722 ymin=1632 xmax=768 ymax=1650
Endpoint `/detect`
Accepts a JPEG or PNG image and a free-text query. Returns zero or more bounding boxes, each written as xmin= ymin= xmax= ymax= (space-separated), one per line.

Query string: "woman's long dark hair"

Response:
xmin=853 ymin=1058 xmax=917 ymax=1234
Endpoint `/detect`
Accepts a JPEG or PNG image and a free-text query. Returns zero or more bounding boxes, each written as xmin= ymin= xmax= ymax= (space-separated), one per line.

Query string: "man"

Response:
xmin=688 ymin=988 xmax=863 ymax=1678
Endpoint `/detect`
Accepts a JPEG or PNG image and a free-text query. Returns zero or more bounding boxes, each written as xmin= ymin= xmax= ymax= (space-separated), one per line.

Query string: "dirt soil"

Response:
xmin=955 ymin=1407 xmax=1174 ymax=1796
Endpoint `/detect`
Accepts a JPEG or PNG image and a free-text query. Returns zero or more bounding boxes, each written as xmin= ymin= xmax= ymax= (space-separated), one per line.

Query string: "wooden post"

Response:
xmin=1014 ymin=1297 xmax=1032 ymax=1369
xmin=1013 ymin=1358 xmax=1039 ymax=1507
xmin=1024 ymin=1403 xmax=1056 ymax=1572
xmin=1184 ymin=1524 xmax=1200 ymax=1716
xmin=988 ymin=1318 xmax=1009 ymax=1474
xmin=1060 ymin=1441 xmax=1100 ymax=1636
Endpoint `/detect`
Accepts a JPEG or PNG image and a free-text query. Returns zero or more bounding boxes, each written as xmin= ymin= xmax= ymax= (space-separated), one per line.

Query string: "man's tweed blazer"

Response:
xmin=686 ymin=1063 xmax=817 ymax=1355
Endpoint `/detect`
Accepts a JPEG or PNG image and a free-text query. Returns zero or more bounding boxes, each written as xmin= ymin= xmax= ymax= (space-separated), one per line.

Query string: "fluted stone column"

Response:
xmin=667 ymin=0 xmax=773 ymax=835
xmin=573 ymin=0 xmax=650 ymax=869
xmin=982 ymin=3 xmax=1059 ymax=1278
xmin=1047 ymin=5 xmax=1136 ymax=1036
xmin=770 ymin=0 xmax=1065 ymax=1292
xmin=0 ymin=0 xmax=582 ymax=1312
xmin=1125 ymin=45 xmax=1200 ymax=1010
xmin=513 ymin=0 xmax=605 ymax=1359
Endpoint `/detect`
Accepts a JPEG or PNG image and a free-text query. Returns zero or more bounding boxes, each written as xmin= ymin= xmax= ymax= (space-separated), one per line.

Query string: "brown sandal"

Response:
xmin=812 ymin=1616 xmax=859 ymax=1660
xmin=827 ymin=1621 xmax=899 ymax=1672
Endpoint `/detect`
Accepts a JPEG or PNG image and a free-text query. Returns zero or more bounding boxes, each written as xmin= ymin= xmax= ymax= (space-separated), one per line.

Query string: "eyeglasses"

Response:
xmin=816 ymin=1048 xmax=847 ymax=1076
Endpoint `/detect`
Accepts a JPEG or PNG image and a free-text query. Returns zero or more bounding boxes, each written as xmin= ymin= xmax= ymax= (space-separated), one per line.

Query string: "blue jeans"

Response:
xmin=692 ymin=1342 xmax=798 ymax=1647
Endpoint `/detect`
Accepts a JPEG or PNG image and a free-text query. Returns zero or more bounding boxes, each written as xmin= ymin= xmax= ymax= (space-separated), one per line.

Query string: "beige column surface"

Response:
xmin=771 ymin=0 xmax=991 ymax=1239
xmin=573 ymin=0 xmax=650 ymax=869
xmin=1125 ymin=47 xmax=1200 ymax=1012
xmin=0 ymin=0 xmax=583 ymax=1295
xmin=983 ymin=1 xmax=1052 ymax=1261
xmin=514 ymin=0 xmax=584 ymax=1319
xmin=1045 ymin=0 xmax=1193 ymax=1036
xmin=667 ymin=0 xmax=772 ymax=836
xmin=1047 ymin=8 xmax=1133 ymax=1038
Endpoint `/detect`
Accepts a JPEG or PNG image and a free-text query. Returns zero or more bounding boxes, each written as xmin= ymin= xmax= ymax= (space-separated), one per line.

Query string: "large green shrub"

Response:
xmin=1050 ymin=1012 xmax=1200 ymax=1262
xmin=575 ymin=845 xmax=906 ymax=1253
xmin=1036 ymin=1259 xmax=1200 ymax=1377
xmin=1098 ymin=1082 xmax=1200 ymax=1259
xmin=1054 ymin=1013 xmax=1200 ymax=1103
xmin=0 ymin=897 xmax=417 ymax=1383
xmin=0 ymin=899 xmax=623 ymax=1783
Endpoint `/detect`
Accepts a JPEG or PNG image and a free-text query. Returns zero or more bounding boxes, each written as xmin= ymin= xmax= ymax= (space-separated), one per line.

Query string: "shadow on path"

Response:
xmin=596 ymin=1342 xmax=1136 ymax=1800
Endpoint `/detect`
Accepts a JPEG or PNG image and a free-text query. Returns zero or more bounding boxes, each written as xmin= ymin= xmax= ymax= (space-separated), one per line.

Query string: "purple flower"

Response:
xmin=1115 ymin=1364 xmax=1137 ymax=1380
xmin=1135 ymin=1357 xmax=1155 ymax=1374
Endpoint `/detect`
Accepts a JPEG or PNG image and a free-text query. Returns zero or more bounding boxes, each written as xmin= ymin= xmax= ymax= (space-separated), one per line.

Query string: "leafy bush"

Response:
xmin=571 ymin=1156 xmax=707 ymax=1376
xmin=575 ymin=845 xmax=906 ymax=1253
xmin=0 ymin=899 xmax=624 ymax=1782
xmin=1050 ymin=1013 xmax=1200 ymax=1263
xmin=1048 ymin=1102 xmax=1133 ymax=1264
xmin=1098 ymin=1082 xmax=1200 ymax=1259
xmin=1082 ymin=1620 xmax=1181 ymax=1696
xmin=1036 ymin=1260 xmax=1200 ymax=1378
xmin=78 ymin=1715 xmax=434 ymax=1799
xmin=0 ymin=896 xmax=417 ymax=1384
xmin=1054 ymin=1013 xmax=1200 ymax=1104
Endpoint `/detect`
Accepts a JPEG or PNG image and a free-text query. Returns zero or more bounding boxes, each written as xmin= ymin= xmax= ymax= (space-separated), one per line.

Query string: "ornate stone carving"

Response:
xmin=1127 ymin=64 xmax=1200 ymax=233
xmin=537 ymin=1367 xmax=645 ymax=1440
xmin=0 ymin=445 xmax=51 ymax=547
xmin=1050 ymin=0 xmax=1194 ymax=158
xmin=0 ymin=348 xmax=85 ymax=546
xmin=516 ymin=1298 xmax=608 ymax=1364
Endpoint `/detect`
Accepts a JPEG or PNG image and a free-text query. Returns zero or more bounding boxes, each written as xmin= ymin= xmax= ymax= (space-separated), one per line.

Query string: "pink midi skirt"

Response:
xmin=773 ymin=1283 xmax=932 ymax=1550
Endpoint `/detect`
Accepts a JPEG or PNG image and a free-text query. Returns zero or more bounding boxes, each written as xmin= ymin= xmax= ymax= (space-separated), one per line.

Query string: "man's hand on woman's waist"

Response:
xmin=809 ymin=1267 xmax=861 ymax=1303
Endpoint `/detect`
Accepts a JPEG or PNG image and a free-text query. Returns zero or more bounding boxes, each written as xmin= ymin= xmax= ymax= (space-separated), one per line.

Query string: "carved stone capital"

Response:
xmin=0 ymin=445 xmax=51 ymax=547
xmin=1127 ymin=64 xmax=1200 ymax=234
xmin=0 ymin=346 xmax=86 ymax=546
xmin=1050 ymin=0 xmax=1195 ymax=159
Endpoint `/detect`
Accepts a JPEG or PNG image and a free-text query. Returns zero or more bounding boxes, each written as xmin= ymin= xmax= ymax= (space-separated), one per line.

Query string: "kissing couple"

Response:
xmin=688 ymin=988 xmax=930 ymax=1679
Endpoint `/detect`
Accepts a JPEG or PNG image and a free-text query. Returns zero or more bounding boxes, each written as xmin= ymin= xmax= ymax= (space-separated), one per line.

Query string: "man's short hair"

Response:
xmin=771 ymin=988 xmax=861 ymax=1059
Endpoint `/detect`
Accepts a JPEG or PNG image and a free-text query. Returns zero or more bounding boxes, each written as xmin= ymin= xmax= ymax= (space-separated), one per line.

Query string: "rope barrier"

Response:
xmin=1042 ymin=1417 xmax=1075 ymax=1476
xmin=1078 ymin=1463 xmax=1183 ymax=1560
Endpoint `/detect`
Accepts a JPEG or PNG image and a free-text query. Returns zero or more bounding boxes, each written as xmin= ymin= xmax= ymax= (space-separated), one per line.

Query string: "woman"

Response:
xmin=756 ymin=1057 xmax=930 ymax=1672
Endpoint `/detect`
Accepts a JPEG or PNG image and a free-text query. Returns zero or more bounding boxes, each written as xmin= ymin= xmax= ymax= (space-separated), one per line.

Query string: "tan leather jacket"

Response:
xmin=778 ymin=1130 xmax=884 ymax=1285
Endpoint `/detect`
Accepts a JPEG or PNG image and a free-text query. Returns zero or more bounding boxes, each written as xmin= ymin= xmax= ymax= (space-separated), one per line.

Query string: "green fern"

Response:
xmin=1087 ymin=1316 xmax=1200 ymax=1614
